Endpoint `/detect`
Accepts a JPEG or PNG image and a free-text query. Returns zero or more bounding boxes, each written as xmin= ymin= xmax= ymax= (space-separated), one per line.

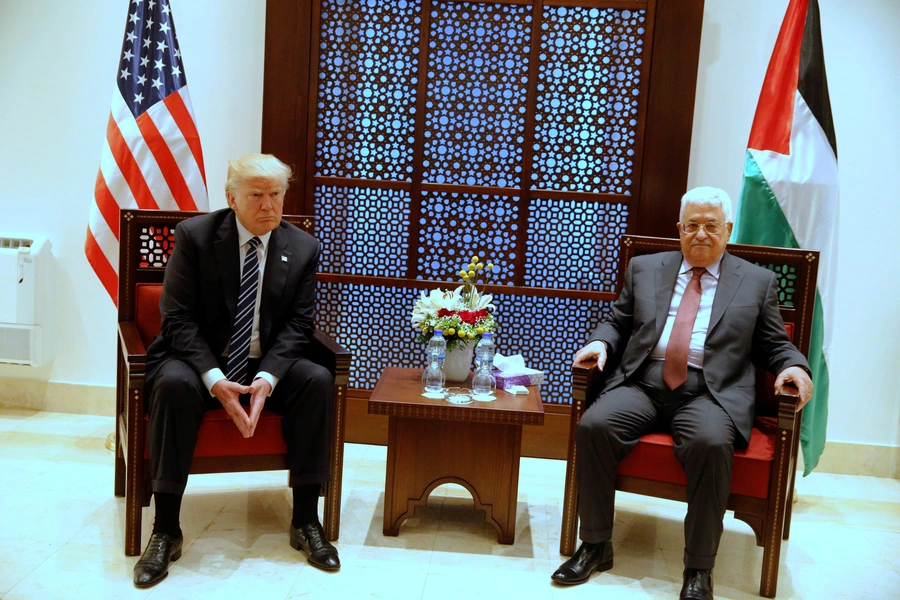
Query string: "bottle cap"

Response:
xmin=481 ymin=332 xmax=492 ymax=338
xmin=433 ymin=329 xmax=443 ymax=335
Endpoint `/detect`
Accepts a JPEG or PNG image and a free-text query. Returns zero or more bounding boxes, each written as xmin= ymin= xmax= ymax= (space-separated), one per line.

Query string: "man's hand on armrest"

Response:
xmin=211 ymin=379 xmax=253 ymax=438
xmin=574 ymin=341 xmax=608 ymax=371
xmin=774 ymin=366 xmax=814 ymax=410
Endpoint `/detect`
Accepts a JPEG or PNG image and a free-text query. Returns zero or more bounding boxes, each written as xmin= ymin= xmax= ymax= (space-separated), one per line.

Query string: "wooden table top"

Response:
xmin=368 ymin=367 xmax=545 ymax=426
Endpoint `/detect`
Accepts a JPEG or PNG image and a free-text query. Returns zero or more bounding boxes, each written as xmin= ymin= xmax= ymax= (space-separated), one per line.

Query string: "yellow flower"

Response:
xmin=471 ymin=255 xmax=479 ymax=263
xmin=459 ymin=270 xmax=467 ymax=278
xmin=458 ymin=331 xmax=466 ymax=338
xmin=476 ymin=262 xmax=484 ymax=270
xmin=467 ymin=263 xmax=476 ymax=271
xmin=476 ymin=327 xmax=484 ymax=334
xmin=446 ymin=328 xmax=455 ymax=335
xmin=467 ymin=270 xmax=475 ymax=277
xmin=467 ymin=332 xmax=475 ymax=339
xmin=462 ymin=274 xmax=469 ymax=281
xmin=487 ymin=262 xmax=494 ymax=270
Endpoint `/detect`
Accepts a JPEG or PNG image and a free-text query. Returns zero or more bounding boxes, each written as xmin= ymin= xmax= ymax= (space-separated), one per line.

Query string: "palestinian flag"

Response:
xmin=733 ymin=0 xmax=838 ymax=475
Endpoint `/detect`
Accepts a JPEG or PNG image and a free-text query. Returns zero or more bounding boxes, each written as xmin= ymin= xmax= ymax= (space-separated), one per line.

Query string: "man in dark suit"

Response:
xmin=551 ymin=187 xmax=813 ymax=599
xmin=133 ymin=154 xmax=339 ymax=588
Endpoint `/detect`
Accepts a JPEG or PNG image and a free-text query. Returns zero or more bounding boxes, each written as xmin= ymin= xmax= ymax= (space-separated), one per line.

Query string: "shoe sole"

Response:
xmin=290 ymin=538 xmax=340 ymax=571
xmin=133 ymin=549 xmax=182 ymax=588
xmin=551 ymin=559 xmax=614 ymax=586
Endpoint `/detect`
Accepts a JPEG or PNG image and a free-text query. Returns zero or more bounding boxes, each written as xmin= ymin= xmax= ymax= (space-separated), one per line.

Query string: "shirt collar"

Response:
xmin=234 ymin=215 xmax=272 ymax=251
xmin=680 ymin=255 xmax=723 ymax=279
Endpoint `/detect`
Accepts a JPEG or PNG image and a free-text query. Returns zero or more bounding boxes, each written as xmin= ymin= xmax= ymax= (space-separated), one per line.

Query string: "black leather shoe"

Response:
xmin=290 ymin=521 xmax=340 ymax=571
xmin=680 ymin=568 xmax=714 ymax=600
xmin=133 ymin=532 xmax=183 ymax=588
xmin=551 ymin=541 xmax=614 ymax=585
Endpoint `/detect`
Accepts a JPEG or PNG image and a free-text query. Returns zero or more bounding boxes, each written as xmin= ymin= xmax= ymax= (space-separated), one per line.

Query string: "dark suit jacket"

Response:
xmin=587 ymin=250 xmax=809 ymax=442
xmin=146 ymin=208 xmax=320 ymax=384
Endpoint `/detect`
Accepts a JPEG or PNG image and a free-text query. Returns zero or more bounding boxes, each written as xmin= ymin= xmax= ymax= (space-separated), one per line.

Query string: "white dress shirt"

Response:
xmin=200 ymin=218 xmax=279 ymax=395
xmin=649 ymin=256 xmax=723 ymax=369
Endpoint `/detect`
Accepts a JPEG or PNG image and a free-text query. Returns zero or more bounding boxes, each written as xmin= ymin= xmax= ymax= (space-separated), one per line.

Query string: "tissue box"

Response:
xmin=493 ymin=369 xmax=544 ymax=389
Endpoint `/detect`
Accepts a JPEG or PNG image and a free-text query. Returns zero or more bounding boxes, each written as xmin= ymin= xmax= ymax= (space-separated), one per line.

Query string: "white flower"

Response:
xmin=411 ymin=287 xmax=462 ymax=326
xmin=454 ymin=285 xmax=495 ymax=311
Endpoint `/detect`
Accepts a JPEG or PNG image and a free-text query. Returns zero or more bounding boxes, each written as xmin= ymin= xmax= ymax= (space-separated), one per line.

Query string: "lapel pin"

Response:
xmin=281 ymin=255 xmax=288 ymax=262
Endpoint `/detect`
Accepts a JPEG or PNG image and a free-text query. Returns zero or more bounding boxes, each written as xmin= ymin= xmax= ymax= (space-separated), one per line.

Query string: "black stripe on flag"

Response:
xmin=799 ymin=0 xmax=837 ymax=159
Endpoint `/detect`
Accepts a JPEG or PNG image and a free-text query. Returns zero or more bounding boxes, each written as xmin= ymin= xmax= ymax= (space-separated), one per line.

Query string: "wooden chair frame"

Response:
xmin=559 ymin=235 xmax=819 ymax=598
xmin=113 ymin=209 xmax=351 ymax=556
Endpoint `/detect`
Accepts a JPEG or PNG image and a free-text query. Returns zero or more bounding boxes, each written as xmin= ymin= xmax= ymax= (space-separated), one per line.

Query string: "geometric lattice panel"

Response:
xmin=314 ymin=186 xmax=412 ymax=276
xmin=757 ymin=262 xmax=797 ymax=307
xmin=422 ymin=1 xmax=531 ymax=187
xmin=491 ymin=293 xmax=612 ymax=404
xmin=525 ymin=200 xmax=629 ymax=292
xmin=315 ymin=0 xmax=422 ymax=181
xmin=316 ymin=281 xmax=424 ymax=389
xmin=138 ymin=225 xmax=175 ymax=267
xmin=532 ymin=6 xmax=646 ymax=194
xmin=415 ymin=191 xmax=518 ymax=285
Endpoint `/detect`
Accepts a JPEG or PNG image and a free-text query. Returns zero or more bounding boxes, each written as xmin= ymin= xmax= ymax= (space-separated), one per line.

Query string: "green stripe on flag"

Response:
xmin=735 ymin=150 xmax=830 ymax=476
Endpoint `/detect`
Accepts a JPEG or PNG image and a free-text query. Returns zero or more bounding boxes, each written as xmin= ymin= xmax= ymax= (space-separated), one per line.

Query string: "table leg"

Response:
xmin=382 ymin=416 xmax=523 ymax=544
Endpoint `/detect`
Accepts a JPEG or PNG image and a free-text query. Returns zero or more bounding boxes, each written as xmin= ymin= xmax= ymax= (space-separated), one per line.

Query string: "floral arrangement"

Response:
xmin=411 ymin=254 xmax=498 ymax=351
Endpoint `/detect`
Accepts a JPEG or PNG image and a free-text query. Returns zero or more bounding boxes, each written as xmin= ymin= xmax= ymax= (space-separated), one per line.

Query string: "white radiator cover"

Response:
xmin=0 ymin=235 xmax=54 ymax=365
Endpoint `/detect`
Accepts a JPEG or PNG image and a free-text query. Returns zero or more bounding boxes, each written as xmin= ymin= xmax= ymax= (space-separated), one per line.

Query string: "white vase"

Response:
xmin=443 ymin=344 xmax=474 ymax=382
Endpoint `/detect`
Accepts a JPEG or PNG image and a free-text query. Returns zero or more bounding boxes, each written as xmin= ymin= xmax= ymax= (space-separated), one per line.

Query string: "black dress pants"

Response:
xmin=575 ymin=360 xmax=737 ymax=569
xmin=146 ymin=356 xmax=334 ymax=496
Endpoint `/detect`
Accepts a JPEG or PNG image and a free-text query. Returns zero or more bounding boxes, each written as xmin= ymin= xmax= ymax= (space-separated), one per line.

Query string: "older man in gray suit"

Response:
xmin=551 ymin=187 xmax=813 ymax=600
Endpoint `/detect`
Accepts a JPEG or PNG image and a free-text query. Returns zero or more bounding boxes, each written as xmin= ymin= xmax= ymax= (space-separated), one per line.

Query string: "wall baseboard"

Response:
xmin=0 ymin=378 xmax=114 ymax=417
xmin=2 ymin=378 xmax=897 ymax=479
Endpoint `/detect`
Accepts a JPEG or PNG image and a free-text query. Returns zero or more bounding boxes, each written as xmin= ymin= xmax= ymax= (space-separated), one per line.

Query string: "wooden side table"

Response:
xmin=368 ymin=367 xmax=544 ymax=544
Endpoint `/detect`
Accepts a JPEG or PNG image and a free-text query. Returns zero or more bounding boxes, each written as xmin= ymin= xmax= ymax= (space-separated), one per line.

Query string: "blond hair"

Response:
xmin=224 ymin=154 xmax=293 ymax=195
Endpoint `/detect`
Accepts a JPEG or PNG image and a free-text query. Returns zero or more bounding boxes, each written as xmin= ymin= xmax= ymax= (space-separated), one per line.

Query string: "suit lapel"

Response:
xmin=259 ymin=225 xmax=291 ymax=347
xmin=654 ymin=252 xmax=683 ymax=340
xmin=214 ymin=212 xmax=240 ymax=323
xmin=708 ymin=251 xmax=744 ymax=335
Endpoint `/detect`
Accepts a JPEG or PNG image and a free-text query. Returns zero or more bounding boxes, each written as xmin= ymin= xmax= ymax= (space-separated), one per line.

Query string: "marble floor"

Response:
xmin=0 ymin=407 xmax=898 ymax=599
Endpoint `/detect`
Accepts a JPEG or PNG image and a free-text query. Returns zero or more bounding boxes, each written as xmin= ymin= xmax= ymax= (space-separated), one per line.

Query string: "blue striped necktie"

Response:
xmin=226 ymin=236 xmax=262 ymax=385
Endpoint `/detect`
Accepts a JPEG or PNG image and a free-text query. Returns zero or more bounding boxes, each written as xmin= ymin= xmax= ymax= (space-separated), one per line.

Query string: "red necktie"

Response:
xmin=663 ymin=267 xmax=706 ymax=390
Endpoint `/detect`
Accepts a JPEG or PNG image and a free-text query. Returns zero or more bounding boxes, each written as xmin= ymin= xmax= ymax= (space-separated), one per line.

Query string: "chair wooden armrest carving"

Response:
xmin=559 ymin=235 xmax=819 ymax=598
xmin=113 ymin=210 xmax=352 ymax=556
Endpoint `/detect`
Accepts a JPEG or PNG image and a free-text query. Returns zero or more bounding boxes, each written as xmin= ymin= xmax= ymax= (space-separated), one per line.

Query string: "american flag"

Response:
xmin=86 ymin=0 xmax=208 ymax=304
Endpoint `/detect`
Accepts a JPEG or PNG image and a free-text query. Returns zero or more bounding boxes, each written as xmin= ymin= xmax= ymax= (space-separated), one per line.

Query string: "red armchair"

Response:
xmin=559 ymin=235 xmax=819 ymax=598
xmin=114 ymin=209 xmax=351 ymax=556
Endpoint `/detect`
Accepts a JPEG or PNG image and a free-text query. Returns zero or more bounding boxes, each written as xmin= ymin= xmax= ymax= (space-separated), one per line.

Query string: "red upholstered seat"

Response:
xmin=616 ymin=321 xmax=794 ymax=500
xmin=135 ymin=283 xmax=288 ymax=459
xmin=618 ymin=417 xmax=777 ymax=499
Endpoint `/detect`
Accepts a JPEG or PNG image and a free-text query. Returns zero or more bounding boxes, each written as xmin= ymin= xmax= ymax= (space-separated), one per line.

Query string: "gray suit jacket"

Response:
xmin=588 ymin=250 xmax=809 ymax=442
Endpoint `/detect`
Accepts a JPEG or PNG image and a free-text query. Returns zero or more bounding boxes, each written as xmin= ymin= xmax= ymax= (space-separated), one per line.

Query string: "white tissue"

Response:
xmin=493 ymin=353 xmax=542 ymax=376
xmin=506 ymin=385 xmax=530 ymax=395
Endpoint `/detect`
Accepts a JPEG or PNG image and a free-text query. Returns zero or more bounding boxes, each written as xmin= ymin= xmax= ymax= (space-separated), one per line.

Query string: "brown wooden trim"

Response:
xmin=262 ymin=0 xmax=313 ymax=215
xmin=420 ymin=182 xmax=522 ymax=197
xmin=316 ymin=273 xmax=618 ymax=302
xmin=406 ymin=0 xmax=434 ymax=279
xmin=530 ymin=189 xmax=634 ymax=204
xmin=626 ymin=0 xmax=657 ymax=233
xmin=546 ymin=0 xmax=649 ymax=8
xmin=303 ymin=0 xmax=325 ymax=215
xmin=635 ymin=0 xmax=706 ymax=236
xmin=314 ymin=177 xmax=412 ymax=191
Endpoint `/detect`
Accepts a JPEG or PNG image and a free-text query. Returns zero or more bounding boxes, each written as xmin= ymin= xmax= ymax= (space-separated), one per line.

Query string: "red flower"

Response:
xmin=437 ymin=308 xmax=454 ymax=318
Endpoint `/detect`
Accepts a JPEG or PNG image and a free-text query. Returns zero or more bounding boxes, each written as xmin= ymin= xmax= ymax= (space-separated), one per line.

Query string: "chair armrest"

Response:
xmin=572 ymin=359 xmax=607 ymax=416
xmin=118 ymin=323 xmax=147 ymax=364
xmin=775 ymin=382 xmax=805 ymax=413
xmin=307 ymin=329 xmax=352 ymax=384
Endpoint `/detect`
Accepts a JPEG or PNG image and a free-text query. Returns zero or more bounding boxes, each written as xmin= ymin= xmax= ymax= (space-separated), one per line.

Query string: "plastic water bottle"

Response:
xmin=473 ymin=332 xmax=496 ymax=397
xmin=423 ymin=330 xmax=446 ymax=394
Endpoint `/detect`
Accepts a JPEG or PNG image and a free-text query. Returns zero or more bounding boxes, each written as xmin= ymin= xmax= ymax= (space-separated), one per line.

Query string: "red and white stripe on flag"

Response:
xmin=86 ymin=0 xmax=208 ymax=305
